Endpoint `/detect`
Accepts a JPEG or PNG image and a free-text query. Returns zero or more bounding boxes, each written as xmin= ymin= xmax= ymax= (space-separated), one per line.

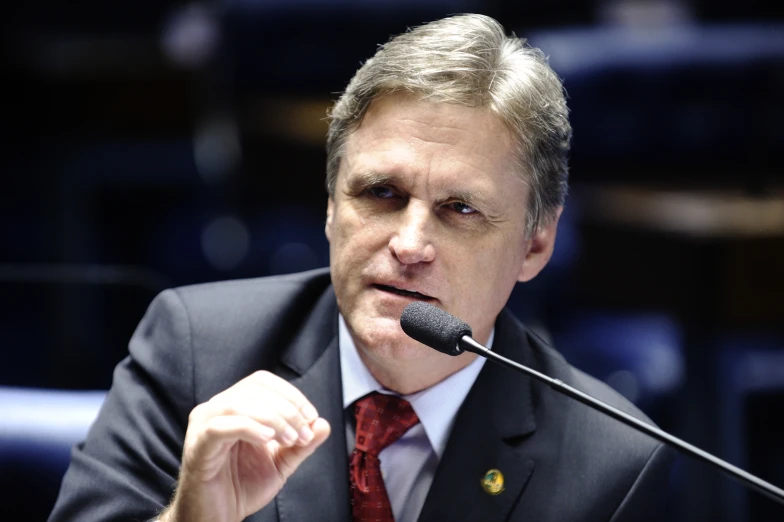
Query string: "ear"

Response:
xmin=517 ymin=206 xmax=562 ymax=283
xmin=325 ymin=198 xmax=335 ymax=243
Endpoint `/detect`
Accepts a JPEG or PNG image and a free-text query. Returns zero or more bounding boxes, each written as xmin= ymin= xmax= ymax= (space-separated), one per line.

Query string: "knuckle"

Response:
xmin=278 ymin=401 xmax=302 ymax=425
xmin=188 ymin=403 xmax=207 ymax=425
xmin=251 ymin=370 xmax=273 ymax=383
xmin=202 ymin=418 xmax=224 ymax=438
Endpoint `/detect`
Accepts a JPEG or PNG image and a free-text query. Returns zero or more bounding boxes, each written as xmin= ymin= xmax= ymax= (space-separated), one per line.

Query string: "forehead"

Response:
xmin=340 ymin=93 xmax=522 ymax=193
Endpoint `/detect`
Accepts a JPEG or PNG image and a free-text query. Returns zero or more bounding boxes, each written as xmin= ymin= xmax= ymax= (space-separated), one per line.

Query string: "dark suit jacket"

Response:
xmin=49 ymin=268 xmax=673 ymax=522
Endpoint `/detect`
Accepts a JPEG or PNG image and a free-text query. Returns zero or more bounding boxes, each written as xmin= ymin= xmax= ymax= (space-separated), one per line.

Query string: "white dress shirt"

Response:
xmin=339 ymin=314 xmax=491 ymax=522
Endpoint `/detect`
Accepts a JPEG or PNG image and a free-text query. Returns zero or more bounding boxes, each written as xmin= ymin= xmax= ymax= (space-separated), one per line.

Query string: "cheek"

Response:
xmin=336 ymin=208 xmax=389 ymax=247
xmin=461 ymin=238 xmax=525 ymax=294
xmin=329 ymin=209 xmax=389 ymax=274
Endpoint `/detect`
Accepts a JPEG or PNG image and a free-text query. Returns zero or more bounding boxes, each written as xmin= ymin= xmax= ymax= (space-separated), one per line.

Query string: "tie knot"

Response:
xmin=353 ymin=392 xmax=420 ymax=456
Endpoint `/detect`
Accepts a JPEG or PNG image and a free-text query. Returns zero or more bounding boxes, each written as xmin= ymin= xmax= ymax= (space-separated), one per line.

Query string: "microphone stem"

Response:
xmin=459 ymin=336 xmax=784 ymax=507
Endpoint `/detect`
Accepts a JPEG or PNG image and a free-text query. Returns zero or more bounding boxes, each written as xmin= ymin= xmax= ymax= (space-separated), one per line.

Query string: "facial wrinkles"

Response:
xmin=403 ymin=119 xmax=520 ymax=226
xmin=338 ymin=94 xmax=527 ymax=261
xmin=354 ymin=148 xmax=485 ymax=213
xmin=403 ymin=103 xmax=516 ymax=162
xmin=348 ymin=100 xmax=515 ymax=196
xmin=342 ymin=166 xmax=514 ymax=254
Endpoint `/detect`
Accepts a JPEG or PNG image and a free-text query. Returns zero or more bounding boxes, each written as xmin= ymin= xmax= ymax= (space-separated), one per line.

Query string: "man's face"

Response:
xmin=326 ymin=93 xmax=551 ymax=369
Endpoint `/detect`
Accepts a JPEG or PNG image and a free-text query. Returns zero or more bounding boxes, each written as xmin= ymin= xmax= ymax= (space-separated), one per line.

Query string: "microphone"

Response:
xmin=400 ymin=301 xmax=784 ymax=507
xmin=400 ymin=301 xmax=472 ymax=356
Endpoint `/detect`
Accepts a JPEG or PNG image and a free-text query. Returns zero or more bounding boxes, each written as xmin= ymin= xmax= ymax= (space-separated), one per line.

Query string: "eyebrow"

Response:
xmin=438 ymin=188 xmax=492 ymax=212
xmin=344 ymin=171 xmax=395 ymax=193
xmin=346 ymin=170 xmax=498 ymax=215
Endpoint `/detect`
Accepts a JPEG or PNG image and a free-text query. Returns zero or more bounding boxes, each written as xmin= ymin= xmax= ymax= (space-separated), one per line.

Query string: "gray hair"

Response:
xmin=325 ymin=14 xmax=571 ymax=235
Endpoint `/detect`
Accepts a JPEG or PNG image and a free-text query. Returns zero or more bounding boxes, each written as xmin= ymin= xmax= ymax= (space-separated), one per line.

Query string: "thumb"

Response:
xmin=275 ymin=418 xmax=331 ymax=479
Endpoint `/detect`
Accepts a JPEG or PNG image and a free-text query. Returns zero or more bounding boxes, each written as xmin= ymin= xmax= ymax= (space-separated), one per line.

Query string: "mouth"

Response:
xmin=373 ymin=284 xmax=434 ymax=301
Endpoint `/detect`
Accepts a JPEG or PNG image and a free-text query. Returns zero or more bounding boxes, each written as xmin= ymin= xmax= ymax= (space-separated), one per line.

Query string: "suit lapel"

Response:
xmin=418 ymin=310 xmax=537 ymax=522
xmin=270 ymin=288 xmax=351 ymax=522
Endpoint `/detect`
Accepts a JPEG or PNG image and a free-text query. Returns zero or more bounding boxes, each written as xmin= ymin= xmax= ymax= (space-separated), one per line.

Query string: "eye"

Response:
xmin=448 ymin=201 xmax=477 ymax=215
xmin=368 ymin=186 xmax=396 ymax=199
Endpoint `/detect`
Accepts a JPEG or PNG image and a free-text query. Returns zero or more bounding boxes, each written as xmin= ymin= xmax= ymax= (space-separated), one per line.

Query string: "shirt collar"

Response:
xmin=339 ymin=314 xmax=491 ymax=458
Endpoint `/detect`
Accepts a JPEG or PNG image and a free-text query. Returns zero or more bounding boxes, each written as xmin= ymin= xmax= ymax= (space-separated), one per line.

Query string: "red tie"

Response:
xmin=349 ymin=392 xmax=420 ymax=522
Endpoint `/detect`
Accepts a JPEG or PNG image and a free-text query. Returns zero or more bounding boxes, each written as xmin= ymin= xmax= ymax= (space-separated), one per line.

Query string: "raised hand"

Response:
xmin=160 ymin=371 xmax=331 ymax=522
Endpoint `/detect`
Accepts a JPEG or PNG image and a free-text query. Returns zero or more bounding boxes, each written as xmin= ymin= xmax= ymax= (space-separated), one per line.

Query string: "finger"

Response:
xmin=251 ymin=392 xmax=316 ymax=446
xmin=273 ymin=417 xmax=331 ymax=480
xmin=195 ymin=371 xmax=319 ymax=447
xmin=185 ymin=415 xmax=275 ymax=476
xmin=211 ymin=392 xmax=315 ymax=448
xmin=250 ymin=371 xmax=319 ymax=422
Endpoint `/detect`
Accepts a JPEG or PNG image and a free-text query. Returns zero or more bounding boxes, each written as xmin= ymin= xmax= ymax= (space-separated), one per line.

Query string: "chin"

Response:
xmin=350 ymin=315 xmax=433 ymax=361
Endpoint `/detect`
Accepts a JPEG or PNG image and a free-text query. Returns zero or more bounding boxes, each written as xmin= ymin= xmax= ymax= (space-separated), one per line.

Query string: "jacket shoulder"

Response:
xmin=173 ymin=267 xmax=332 ymax=309
xmin=161 ymin=268 xmax=334 ymax=399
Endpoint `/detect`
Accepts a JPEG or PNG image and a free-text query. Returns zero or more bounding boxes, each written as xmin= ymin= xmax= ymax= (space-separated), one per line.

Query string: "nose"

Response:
xmin=388 ymin=202 xmax=436 ymax=265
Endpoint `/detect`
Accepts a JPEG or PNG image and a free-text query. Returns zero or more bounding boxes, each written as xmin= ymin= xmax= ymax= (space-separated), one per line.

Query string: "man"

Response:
xmin=50 ymin=14 xmax=673 ymax=522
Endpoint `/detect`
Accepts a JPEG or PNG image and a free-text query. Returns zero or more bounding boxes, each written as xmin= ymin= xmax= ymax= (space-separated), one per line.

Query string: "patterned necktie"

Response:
xmin=349 ymin=392 xmax=420 ymax=522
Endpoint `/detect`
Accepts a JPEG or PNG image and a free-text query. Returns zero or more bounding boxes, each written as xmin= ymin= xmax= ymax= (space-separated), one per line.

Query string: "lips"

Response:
xmin=373 ymin=284 xmax=434 ymax=300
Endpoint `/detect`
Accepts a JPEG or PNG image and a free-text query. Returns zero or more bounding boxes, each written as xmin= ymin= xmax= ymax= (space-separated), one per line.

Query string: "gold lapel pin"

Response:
xmin=481 ymin=469 xmax=505 ymax=495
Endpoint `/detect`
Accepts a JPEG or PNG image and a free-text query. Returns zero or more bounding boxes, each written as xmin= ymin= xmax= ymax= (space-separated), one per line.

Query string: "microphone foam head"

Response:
xmin=400 ymin=302 xmax=472 ymax=356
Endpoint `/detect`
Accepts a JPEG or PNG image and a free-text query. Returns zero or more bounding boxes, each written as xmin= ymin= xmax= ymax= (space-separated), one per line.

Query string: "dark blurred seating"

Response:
xmin=0 ymin=386 xmax=106 ymax=521
xmin=222 ymin=0 xmax=491 ymax=95
xmin=528 ymin=23 xmax=784 ymax=188
xmin=555 ymin=312 xmax=684 ymax=408
xmin=0 ymin=264 xmax=166 ymax=389
xmin=718 ymin=336 xmax=784 ymax=522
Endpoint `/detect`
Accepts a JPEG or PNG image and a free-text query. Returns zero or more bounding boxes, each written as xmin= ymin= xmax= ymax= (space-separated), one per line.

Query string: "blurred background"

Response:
xmin=1 ymin=0 xmax=783 ymax=520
